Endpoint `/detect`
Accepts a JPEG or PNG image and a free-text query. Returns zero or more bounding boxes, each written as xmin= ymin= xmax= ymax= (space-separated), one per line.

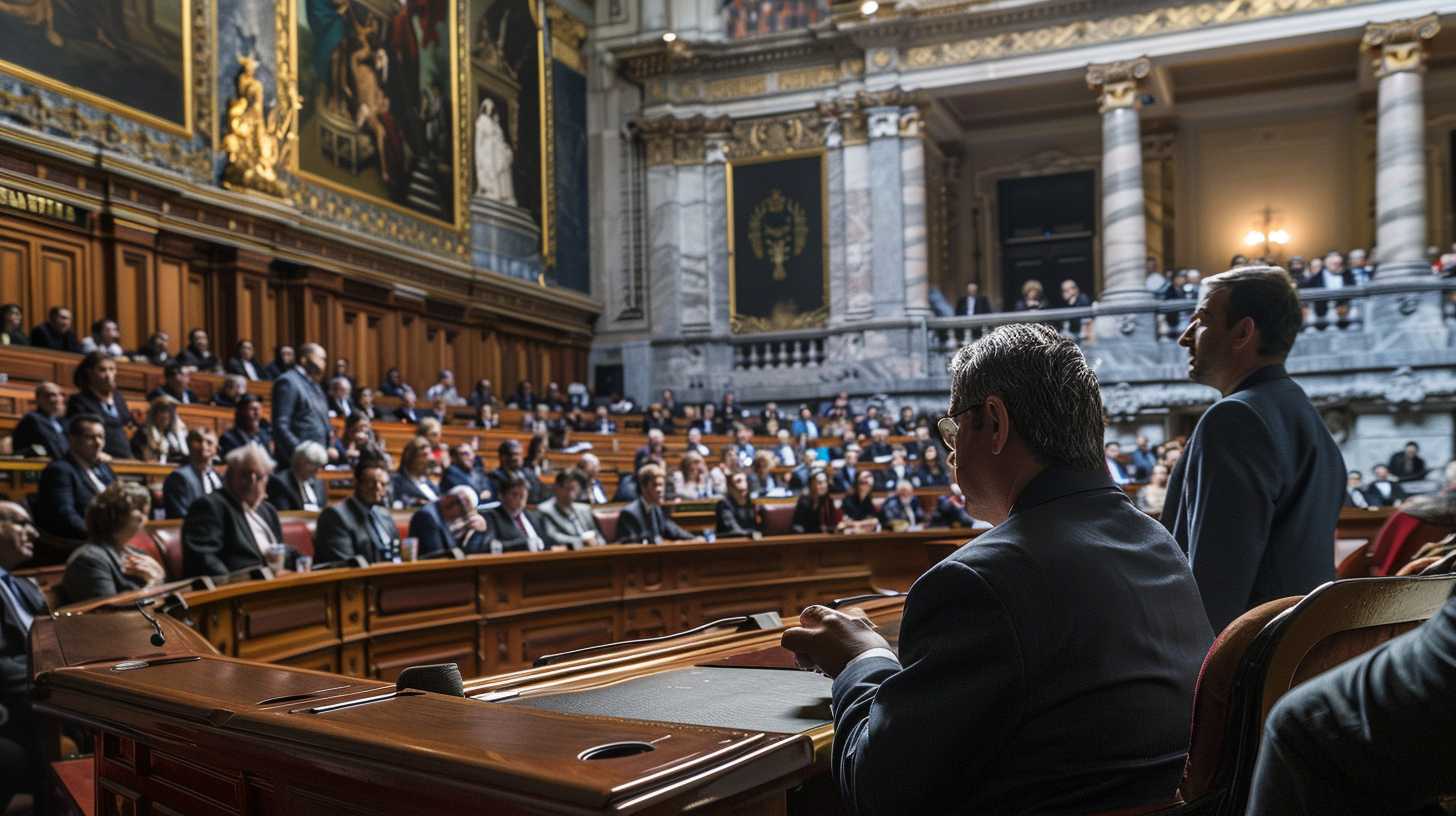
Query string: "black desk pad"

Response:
xmin=503 ymin=667 xmax=834 ymax=734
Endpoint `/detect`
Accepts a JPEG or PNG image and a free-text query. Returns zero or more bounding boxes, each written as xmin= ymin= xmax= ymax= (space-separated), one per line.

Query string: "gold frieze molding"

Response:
xmin=645 ymin=58 xmax=866 ymax=106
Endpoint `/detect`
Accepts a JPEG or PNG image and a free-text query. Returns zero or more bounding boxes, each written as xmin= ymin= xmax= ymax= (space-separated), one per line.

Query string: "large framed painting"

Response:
xmin=727 ymin=152 xmax=829 ymax=334
xmin=0 ymin=0 xmax=192 ymax=134
xmin=292 ymin=0 xmax=463 ymax=228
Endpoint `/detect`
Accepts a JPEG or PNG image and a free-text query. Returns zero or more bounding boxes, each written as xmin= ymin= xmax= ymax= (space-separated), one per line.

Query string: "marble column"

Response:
xmin=901 ymin=107 xmax=930 ymax=317
xmin=1363 ymin=15 xmax=1440 ymax=280
xmin=1086 ymin=57 xmax=1152 ymax=305
xmin=868 ymin=107 xmax=906 ymax=319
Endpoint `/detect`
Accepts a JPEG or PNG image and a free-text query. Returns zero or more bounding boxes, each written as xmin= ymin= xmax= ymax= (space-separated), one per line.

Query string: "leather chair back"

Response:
xmin=146 ymin=522 xmax=185 ymax=580
xmin=279 ymin=512 xmax=318 ymax=557
xmin=1369 ymin=510 xmax=1447 ymax=576
xmin=593 ymin=509 xmax=619 ymax=543
xmin=759 ymin=504 xmax=795 ymax=535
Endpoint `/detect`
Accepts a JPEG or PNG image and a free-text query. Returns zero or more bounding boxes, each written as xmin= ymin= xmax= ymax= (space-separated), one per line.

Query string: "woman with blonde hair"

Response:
xmin=672 ymin=451 xmax=716 ymax=500
xmin=131 ymin=394 xmax=187 ymax=463
xmin=62 ymin=481 xmax=165 ymax=602
xmin=1014 ymin=278 xmax=1047 ymax=311
xmin=416 ymin=416 xmax=448 ymax=464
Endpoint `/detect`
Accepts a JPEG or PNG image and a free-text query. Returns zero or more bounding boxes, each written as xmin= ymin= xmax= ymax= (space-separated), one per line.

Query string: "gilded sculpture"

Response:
xmin=222 ymin=54 xmax=300 ymax=198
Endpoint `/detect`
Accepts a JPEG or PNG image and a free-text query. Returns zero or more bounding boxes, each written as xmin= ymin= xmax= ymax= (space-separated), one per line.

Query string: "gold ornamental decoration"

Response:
xmin=1363 ymin=14 xmax=1440 ymax=78
xmin=1086 ymin=57 xmax=1151 ymax=114
xmin=747 ymin=189 xmax=809 ymax=282
xmin=221 ymin=54 xmax=300 ymax=199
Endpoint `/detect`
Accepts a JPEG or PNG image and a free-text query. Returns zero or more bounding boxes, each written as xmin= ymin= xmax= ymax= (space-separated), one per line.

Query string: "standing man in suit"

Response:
xmin=1163 ymin=266 xmax=1344 ymax=632
xmin=315 ymin=458 xmax=401 ymax=564
xmin=12 ymin=381 xmax=68 ymax=459
xmin=410 ymin=487 xmax=491 ymax=556
xmin=781 ymin=324 xmax=1212 ymax=815
xmin=954 ymin=281 xmax=994 ymax=316
xmin=182 ymin=444 xmax=285 ymax=577
xmin=66 ymin=352 xmax=134 ymax=459
xmin=35 ymin=415 xmax=116 ymax=541
xmin=536 ymin=470 xmax=601 ymax=550
xmin=1387 ymin=441 xmax=1428 ymax=482
xmin=440 ymin=443 xmax=496 ymax=503
xmin=1361 ymin=464 xmax=1407 ymax=507
xmin=616 ymin=464 xmax=699 ymax=544
xmin=0 ymin=501 xmax=44 ymax=813
xmin=162 ymin=428 xmax=223 ymax=519
xmin=266 ymin=441 xmax=328 ymax=512
xmin=271 ymin=343 xmax=334 ymax=466
xmin=483 ymin=478 xmax=546 ymax=552
xmin=29 ymin=305 xmax=81 ymax=351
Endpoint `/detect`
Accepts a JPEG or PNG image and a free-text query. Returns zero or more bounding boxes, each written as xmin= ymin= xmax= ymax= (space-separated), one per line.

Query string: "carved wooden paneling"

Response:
xmin=370 ymin=622 xmax=479 ymax=680
xmin=276 ymin=648 xmax=341 ymax=675
xmin=147 ymin=750 xmax=246 ymax=813
xmin=234 ymin=587 xmax=337 ymax=662
xmin=0 ymin=235 xmax=24 ymax=305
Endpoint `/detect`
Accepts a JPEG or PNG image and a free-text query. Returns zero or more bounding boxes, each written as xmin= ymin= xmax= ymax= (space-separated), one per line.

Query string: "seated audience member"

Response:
xmin=832 ymin=447 xmax=866 ymax=493
xmin=892 ymin=406 xmax=918 ymax=436
xmin=1399 ymin=460 xmax=1456 ymax=527
xmin=721 ymin=392 xmax=742 ymax=422
xmin=840 ymin=470 xmax=880 ymax=533
xmin=379 ymin=366 xmax=407 ymax=398
xmin=931 ymin=483 xmax=981 ymax=528
xmin=707 ymin=444 xmax=740 ymax=496
xmin=67 ymin=351 xmax=134 ymax=458
xmin=426 ymin=369 xmax=462 ymax=405
xmin=791 ymin=406 xmax=819 ymax=440
xmin=879 ymin=481 xmax=924 ymax=530
xmin=543 ymin=382 xmax=567 ymax=412
xmin=1343 ymin=469 xmax=1371 ymax=509
xmin=225 ymin=339 xmax=264 ymax=381
xmin=79 ymin=318 xmax=124 ymax=357
xmin=672 ymin=452 xmax=715 ymax=500
xmin=695 ymin=402 xmax=723 ymax=435
xmin=864 ymin=428 xmax=894 ymax=462
xmin=182 ymin=444 xmax=285 ymax=577
xmin=536 ymin=470 xmax=601 ymax=550
xmin=211 ymin=374 xmax=247 ymax=408
xmin=1136 ymin=464 xmax=1171 ymax=514
xmin=1014 ymin=278 xmax=1047 ymax=311
xmin=13 ymin=381 xmax=68 ymax=459
xmin=617 ymin=464 xmax=697 ymax=544
xmin=881 ymin=446 xmax=915 ymax=490
xmin=29 ymin=305 xmax=81 ymax=352
xmin=856 ymin=405 xmax=883 ymax=437
xmin=176 ymin=328 xmax=220 ymax=372
xmin=410 ymin=486 xmax=490 ymax=556
xmin=715 ymin=472 xmax=762 ymax=538
xmin=326 ymin=376 xmax=354 ymax=419
xmin=0 ymin=501 xmax=43 ymax=812
xmin=441 ymin=443 xmax=496 ymax=501
xmin=262 ymin=345 xmax=294 ymax=380
xmin=1129 ymin=435 xmax=1157 ymax=481
xmin=354 ymin=387 xmax=381 ymax=421
xmin=162 ymin=428 xmax=223 ymax=519
xmin=577 ymin=453 xmax=611 ymax=505
xmin=220 ymin=395 xmax=273 ymax=457
xmin=1363 ymin=464 xmax=1407 ymax=507
xmin=314 ymin=458 xmax=401 ymax=564
xmin=130 ymin=395 xmax=187 ymax=464
xmin=780 ymin=323 xmax=1212 ymax=815
xmin=0 ymin=302 xmax=26 ymax=345
xmin=267 ymin=441 xmax=328 ymax=512
xmin=915 ymin=444 xmax=950 ymax=487
xmin=684 ymin=426 xmax=711 ymax=458
xmin=136 ymin=332 xmax=171 ymax=366
xmin=332 ymin=358 xmax=356 ymax=390
xmin=748 ymin=451 xmax=782 ymax=498
xmin=1388 ymin=441 xmax=1428 ymax=482
xmin=1104 ymin=441 xmax=1132 ymax=485
xmin=484 ymin=478 xmax=546 ymax=552
xmin=792 ymin=470 xmax=843 ymax=534
xmin=392 ymin=437 xmax=440 ymax=509
xmin=634 ymin=429 xmax=668 ymax=472
xmin=732 ymin=424 xmax=756 ymax=469
xmin=581 ymin=405 xmax=612 ymax=434
xmin=772 ymin=429 xmax=797 ymax=467
xmin=393 ymin=387 xmax=422 ymax=424
xmin=467 ymin=378 xmax=495 ymax=408
xmin=36 ymin=415 xmax=116 ymax=540
xmin=62 ymin=482 xmax=165 ymax=603
xmin=523 ymin=434 xmax=552 ymax=502
xmin=471 ymin=402 xmax=500 ymax=429
xmin=333 ymin=415 xmax=376 ymax=467
xmin=523 ymin=403 xmax=551 ymax=432
xmin=148 ymin=360 xmax=198 ymax=405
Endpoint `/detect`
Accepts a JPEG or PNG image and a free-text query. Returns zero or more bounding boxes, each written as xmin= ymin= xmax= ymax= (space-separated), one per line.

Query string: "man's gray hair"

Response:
xmin=225 ymin=442 xmax=276 ymax=472
xmin=446 ymin=485 xmax=479 ymax=509
xmin=947 ymin=323 xmax=1104 ymax=472
xmin=293 ymin=440 xmax=328 ymax=468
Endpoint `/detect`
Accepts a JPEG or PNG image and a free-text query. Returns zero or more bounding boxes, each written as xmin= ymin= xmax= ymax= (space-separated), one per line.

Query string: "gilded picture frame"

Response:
xmin=726 ymin=148 xmax=831 ymax=334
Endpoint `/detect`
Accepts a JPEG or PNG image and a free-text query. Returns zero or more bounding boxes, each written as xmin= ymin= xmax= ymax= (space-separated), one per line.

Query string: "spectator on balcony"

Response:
xmin=211 ymin=374 xmax=247 ymax=408
xmin=722 ymin=392 xmax=743 ymax=422
xmin=1013 ymin=279 xmax=1046 ymax=312
xmin=1059 ymin=279 xmax=1093 ymax=338
xmin=314 ymin=457 xmax=400 ymax=564
xmin=864 ymin=428 xmax=893 ymax=462
xmin=1129 ymin=435 xmax=1157 ymax=481
xmin=29 ymin=306 xmax=81 ymax=352
xmin=36 ymin=415 xmax=116 ymax=541
xmin=147 ymin=360 xmax=197 ymax=405
xmin=1104 ymin=442 xmax=1132 ymax=486
xmin=791 ymin=405 xmax=820 ymax=440
xmin=176 ymin=328 xmax=220 ymax=373
xmin=467 ymin=378 xmax=496 ymax=408
xmin=471 ymin=401 xmax=500 ymax=430
xmin=13 ymin=382 xmax=68 ymax=459
xmin=791 ymin=470 xmax=844 ymax=535
xmin=1387 ymin=441 xmax=1428 ymax=482
xmin=916 ymin=445 xmax=951 ymax=488
xmin=162 ymin=428 xmax=222 ymax=520
xmin=1347 ymin=248 xmax=1375 ymax=285
xmin=326 ymin=376 xmax=354 ymax=419
xmin=1343 ymin=470 xmax=1370 ymax=509
xmin=392 ymin=386 xmax=421 ymax=424
xmin=576 ymin=453 xmax=611 ymax=505
xmin=220 ymin=395 xmax=272 ymax=457
xmin=425 ymin=369 xmax=461 ymax=405
xmin=67 ymin=352 xmax=133 ymax=459
xmin=136 ymin=332 xmax=171 ymax=367
xmin=131 ymin=395 xmax=187 ymax=464
xmin=1137 ymin=464 xmax=1170 ymax=514
xmin=955 ymin=281 xmax=994 ymax=316
xmin=61 ymin=482 xmax=165 ymax=604
xmin=79 ymin=318 xmax=124 ymax=358
xmin=1362 ymin=464 xmax=1408 ymax=508
xmin=1438 ymin=243 xmax=1456 ymax=277
xmin=225 ymin=339 xmax=264 ymax=381
xmin=1180 ymin=270 xmax=1202 ymax=299
xmin=266 ymin=441 xmax=327 ymax=513
xmin=759 ymin=401 xmax=784 ymax=430
xmin=672 ymin=451 xmax=715 ymax=500
xmin=0 ymin=303 xmax=26 ymax=345
xmin=715 ymin=471 xmax=761 ymax=539
xmin=441 ymin=443 xmax=495 ymax=502
xmin=271 ymin=343 xmax=333 ymax=466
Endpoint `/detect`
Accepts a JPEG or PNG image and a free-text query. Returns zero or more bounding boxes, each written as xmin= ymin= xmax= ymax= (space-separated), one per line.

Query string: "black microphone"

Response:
xmin=135 ymin=599 xmax=165 ymax=647
xmin=395 ymin=663 xmax=464 ymax=697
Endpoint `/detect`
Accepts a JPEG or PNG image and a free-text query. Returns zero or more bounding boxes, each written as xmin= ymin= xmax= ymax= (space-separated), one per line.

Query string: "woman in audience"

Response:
xmin=840 ymin=470 xmax=881 ymax=533
xmin=715 ymin=471 xmax=761 ymax=538
xmin=0 ymin=303 xmax=26 ymax=345
xmin=915 ymin=444 xmax=951 ymax=487
xmin=748 ymin=451 xmax=780 ymax=497
xmin=131 ymin=395 xmax=187 ymax=464
xmin=1014 ymin=279 xmax=1046 ymax=311
xmin=524 ymin=432 xmax=552 ymax=502
xmin=416 ymin=417 xmax=448 ymax=464
xmin=708 ymin=444 xmax=740 ymax=496
xmin=391 ymin=436 xmax=440 ymax=509
xmin=62 ymin=482 xmax=166 ymax=603
xmin=790 ymin=470 xmax=842 ymax=534
xmin=673 ymin=452 xmax=716 ymax=500
xmin=1137 ymin=464 xmax=1170 ymax=514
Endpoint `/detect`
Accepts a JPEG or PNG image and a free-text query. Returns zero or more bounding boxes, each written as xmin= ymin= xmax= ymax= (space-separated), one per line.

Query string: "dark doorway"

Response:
xmin=998 ymin=171 xmax=1096 ymax=308
xmin=594 ymin=364 xmax=624 ymax=404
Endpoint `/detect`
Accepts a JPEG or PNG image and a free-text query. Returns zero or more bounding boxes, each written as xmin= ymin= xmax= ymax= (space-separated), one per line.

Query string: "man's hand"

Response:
xmin=122 ymin=553 xmax=166 ymax=587
xmin=465 ymin=513 xmax=488 ymax=533
xmin=780 ymin=605 xmax=892 ymax=679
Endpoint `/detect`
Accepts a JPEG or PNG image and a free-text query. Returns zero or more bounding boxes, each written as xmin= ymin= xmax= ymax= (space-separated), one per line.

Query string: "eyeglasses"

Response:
xmin=936 ymin=403 xmax=981 ymax=452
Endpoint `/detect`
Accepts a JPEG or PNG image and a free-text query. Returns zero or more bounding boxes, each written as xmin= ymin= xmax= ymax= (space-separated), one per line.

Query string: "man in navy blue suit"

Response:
xmin=409 ymin=487 xmax=491 ymax=556
xmin=0 ymin=501 xmax=45 ymax=812
xmin=11 ymin=381 xmax=68 ymax=459
xmin=270 ymin=343 xmax=334 ymax=467
xmin=162 ymin=428 xmax=222 ymax=519
xmin=440 ymin=443 xmax=496 ymax=503
xmin=35 ymin=414 xmax=116 ymax=541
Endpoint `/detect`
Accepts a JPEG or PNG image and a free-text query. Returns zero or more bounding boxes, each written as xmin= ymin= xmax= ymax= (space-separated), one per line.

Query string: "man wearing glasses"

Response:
xmin=782 ymin=324 xmax=1212 ymax=815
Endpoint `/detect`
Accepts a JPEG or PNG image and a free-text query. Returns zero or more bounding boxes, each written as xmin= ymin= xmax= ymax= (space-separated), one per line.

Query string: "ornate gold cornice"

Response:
xmin=1363 ymin=14 xmax=1440 ymax=78
xmin=1086 ymin=56 xmax=1151 ymax=114
xmin=547 ymin=4 xmax=590 ymax=74
xmin=637 ymin=115 xmax=733 ymax=166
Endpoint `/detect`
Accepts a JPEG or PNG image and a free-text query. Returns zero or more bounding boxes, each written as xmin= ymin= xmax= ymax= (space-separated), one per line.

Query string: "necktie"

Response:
xmin=0 ymin=572 xmax=35 ymax=634
xmin=513 ymin=513 xmax=526 ymax=533
xmin=370 ymin=509 xmax=396 ymax=559
xmin=648 ymin=507 xmax=662 ymax=543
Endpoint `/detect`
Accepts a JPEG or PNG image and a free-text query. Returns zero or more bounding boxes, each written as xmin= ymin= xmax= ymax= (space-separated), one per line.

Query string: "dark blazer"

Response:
xmin=147 ymin=385 xmax=197 ymax=404
xmin=262 ymin=360 xmax=290 ymax=380
xmin=35 ymin=456 xmax=116 ymax=540
xmin=840 ymin=492 xmax=877 ymax=522
xmin=391 ymin=472 xmax=440 ymax=509
xmin=1387 ymin=453 xmax=1428 ymax=482
xmin=954 ymin=295 xmax=994 ymax=316
xmin=879 ymin=465 xmax=914 ymax=490
xmin=831 ymin=467 xmax=863 ymax=494
xmin=327 ymin=396 xmax=354 ymax=419
xmin=830 ymin=468 xmax=1212 ymax=815
xmin=61 ymin=543 xmax=143 ymax=604
xmin=29 ymin=322 xmax=81 ymax=352
xmin=931 ymin=496 xmax=977 ymax=528
xmin=791 ymin=495 xmax=841 ymax=534
xmin=267 ymin=471 xmax=326 ymax=512
xmin=176 ymin=348 xmax=219 ymax=372
xmin=483 ymin=506 xmax=545 ymax=552
xmin=181 ymin=491 xmax=283 ymax=577
xmin=615 ymin=500 xmax=692 ymax=543
xmin=440 ymin=465 xmax=496 ymax=502
xmin=270 ymin=368 xmax=332 ymax=464
xmin=409 ymin=503 xmax=491 ymax=556
xmin=65 ymin=390 xmax=133 ymax=459
xmin=1 ymin=327 xmax=28 ymax=346
xmin=487 ymin=467 xmax=541 ymax=502
xmin=12 ymin=411 xmax=67 ymax=459
xmin=1162 ymin=365 xmax=1345 ymax=632
xmin=314 ymin=498 xmax=400 ymax=564
xmin=1361 ymin=479 xmax=1408 ymax=508
xmin=914 ymin=465 xmax=950 ymax=488
xmin=162 ymin=464 xmax=221 ymax=520
xmin=219 ymin=425 xmax=273 ymax=457
xmin=878 ymin=494 xmax=923 ymax=528
xmin=714 ymin=495 xmax=759 ymax=537
xmin=225 ymin=357 xmax=266 ymax=380
xmin=0 ymin=567 xmax=46 ymax=716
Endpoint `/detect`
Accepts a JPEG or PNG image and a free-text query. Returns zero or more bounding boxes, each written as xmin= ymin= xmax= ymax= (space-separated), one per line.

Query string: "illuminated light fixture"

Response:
xmin=1268 ymin=228 xmax=1290 ymax=246
xmin=1244 ymin=230 xmax=1265 ymax=247
xmin=860 ymin=0 xmax=879 ymax=14
xmin=662 ymin=31 xmax=677 ymax=42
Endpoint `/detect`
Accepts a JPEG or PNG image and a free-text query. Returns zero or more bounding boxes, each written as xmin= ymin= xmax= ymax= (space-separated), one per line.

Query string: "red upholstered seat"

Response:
xmin=593 ymin=509 xmax=620 ymax=543
xmin=146 ymin=524 xmax=185 ymax=580
xmin=280 ymin=515 xmax=317 ymax=557
xmin=127 ymin=529 xmax=163 ymax=570
xmin=760 ymin=504 xmax=795 ymax=535
xmin=1369 ymin=510 xmax=1447 ymax=576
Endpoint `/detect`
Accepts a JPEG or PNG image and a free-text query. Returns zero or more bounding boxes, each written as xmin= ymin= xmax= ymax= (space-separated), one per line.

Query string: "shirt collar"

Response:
xmin=1009 ymin=466 xmax=1119 ymax=517
xmin=1233 ymin=363 xmax=1288 ymax=394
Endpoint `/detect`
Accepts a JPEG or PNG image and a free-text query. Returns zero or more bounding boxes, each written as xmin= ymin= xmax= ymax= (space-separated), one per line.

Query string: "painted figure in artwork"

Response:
xmin=474 ymin=98 xmax=516 ymax=205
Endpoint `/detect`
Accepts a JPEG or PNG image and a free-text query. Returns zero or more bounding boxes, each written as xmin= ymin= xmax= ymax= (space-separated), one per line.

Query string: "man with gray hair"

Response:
xmin=781 ymin=323 xmax=1211 ymax=815
xmin=271 ymin=342 xmax=333 ymax=466
xmin=182 ymin=443 xmax=286 ymax=577
xmin=409 ymin=485 xmax=491 ymax=556
xmin=1165 ymin=265 xmax=1345 ymax=632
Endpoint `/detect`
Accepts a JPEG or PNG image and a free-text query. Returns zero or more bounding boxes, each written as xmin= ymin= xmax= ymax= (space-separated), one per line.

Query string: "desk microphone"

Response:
xmin=827 ymin=590 xmax=904 ymax=610
xmin=395 ymin=663 xmax=464 ymax=697
xmin=134 ymin=599 xmax=165 ymax=647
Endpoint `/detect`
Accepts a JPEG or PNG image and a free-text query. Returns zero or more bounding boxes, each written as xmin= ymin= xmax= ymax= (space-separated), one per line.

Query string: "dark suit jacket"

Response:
xmin=61 ymin=542 xmax=143 ymax=603
xmin=219 ymin=425 xmax=272 ymax=457
xmin=832 ymin=467 xmax=863 ymax=494
xmin=792 ymin=495 xmax=841 ymax=534
xmin=266 ymin=471 xmax=326 ymax=512
xmin=12 ymin=411 xmax=67 ymax=458
xmin=840 ymin=492 xmax=877 ymax=522
xmin=831 ymin=468 xmax=1212 ymax=815
xmin=440 ymin=465 xmax=496 ymax=502
xmin=181 ymin=491 xmax=283 ymax=577
xmin=314 ymin=498 xmax=400 ymax=564
xmin=954 ymin=295 xmax=994 ymax=316
xmin=29 ymin=323 xmax=80 ymax=352
xmin=714 ymin=495 xmax=759 ymax=537
xmin=391 ymin=472 xmax=440 ymax=508
xmin=878 ymin=494 xmax=922 ymax=528
xmin=225 ymin=357 xmax=266 ymax=380
xmin=1361 ymin=480 xmax=1408 ymax=508
xmin=176 ymin=348 xmax=219 ymax=372
xmin=0 ymin=567 xmax=45 ymax=713
xmin=615 ymin=500 xmax=691 ymax=543
xmin=65 ymin=390 xmax=133 ymax=459
xmin=35 ymin=456 xmax=116 ymax=540
xmin=931 ymin=496 xmax=976 ymax=528
xmin=162 ymin=464 xmax=220 ymax=520
xmin=1162 ymin=365 xmax=1345 ymax=632
xmin=1387 ymin=454 xmax=1428 ymax=482
xmin=147 ymin=385 xmax=197 ymax=404
xmin=270 ymin=368 xmax=332 ymax=464
xmin=408 ymin=503 xmax=491 ymax=556
xmin=483 ymin=506 xmax=545 ymax=552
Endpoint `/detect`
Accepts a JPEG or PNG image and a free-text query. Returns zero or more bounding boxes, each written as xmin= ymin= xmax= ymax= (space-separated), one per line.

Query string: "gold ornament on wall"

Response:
xmin=747 ymin=189 xmax=809 ymax=282
xmin=222 ymin=54 xmax=300 ymax=199
xmin=1363 ymin=14 xmax=1440 ymax=78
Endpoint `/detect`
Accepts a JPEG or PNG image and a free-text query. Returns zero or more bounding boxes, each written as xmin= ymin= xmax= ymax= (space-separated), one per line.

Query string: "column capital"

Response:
xmin=1085 ymin=57 xmax=1151 ymax=114
xmin=635 ymin=114 xmax=733 ymax=166
xmin=1363 ymin=14 xmax=1440 ymax=78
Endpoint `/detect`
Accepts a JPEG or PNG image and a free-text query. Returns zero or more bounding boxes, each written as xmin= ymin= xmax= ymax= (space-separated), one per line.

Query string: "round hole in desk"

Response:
xmin=578 ymin=741 xmax=656 ymax=761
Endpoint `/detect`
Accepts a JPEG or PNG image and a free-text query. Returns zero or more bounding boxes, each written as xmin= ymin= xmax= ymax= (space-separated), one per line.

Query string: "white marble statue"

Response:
xmin=474 ymin=98 xmax=517 ymax=206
